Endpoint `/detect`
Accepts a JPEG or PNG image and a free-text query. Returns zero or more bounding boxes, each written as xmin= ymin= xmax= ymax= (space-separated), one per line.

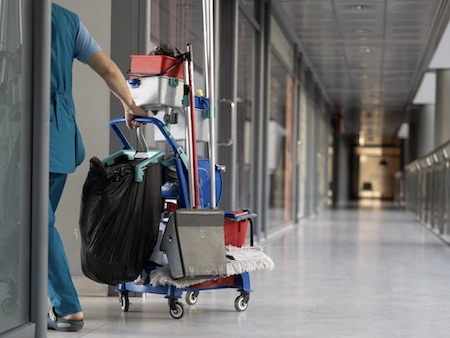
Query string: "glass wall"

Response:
xmin=317 ymin=99 xmax=329 ymax=209
xmin=148 ymin=0 xmax=211 ymax=161
xmin=235 ymin=8 xmax=256 ymax=209
xmin=304 ymin=72 xmax=316 ymax=216
xmin=147 ymin=0 xmax=331 ymax=234
xmin=0 ymin=0 xmax=32 ymax=334
xmin=297 ymin=70 xmax=330 ymax=218
xmin=239 ymin=0 xmax=256 ymax=17
xmin=150 ymin=1 xmax=205 ymax=79
xmin=297 ymin=81 xmax=308 ymax=219
xmin=267 ymin=14 xmax=295 ymax=227
xmin=311 ymin=89 xmax=321 ymax=213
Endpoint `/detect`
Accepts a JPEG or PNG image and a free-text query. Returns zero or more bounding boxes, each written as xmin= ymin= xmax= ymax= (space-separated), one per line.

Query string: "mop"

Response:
xmin=149 ymin=245 xmax=274 ymax=288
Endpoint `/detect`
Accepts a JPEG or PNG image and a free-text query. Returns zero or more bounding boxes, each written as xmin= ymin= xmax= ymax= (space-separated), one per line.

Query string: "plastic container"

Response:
xmin=128 ymin=76 xmax=184 ymax=110
xmin=224 ymin=210 xmax=252 ymax=247
xmin=130 ymin=55 xmax=183 ymax=79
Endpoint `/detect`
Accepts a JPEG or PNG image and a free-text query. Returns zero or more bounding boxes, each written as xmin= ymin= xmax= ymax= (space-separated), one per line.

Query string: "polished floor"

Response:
xmin=48 ymin=202 xmax=450 ymax=338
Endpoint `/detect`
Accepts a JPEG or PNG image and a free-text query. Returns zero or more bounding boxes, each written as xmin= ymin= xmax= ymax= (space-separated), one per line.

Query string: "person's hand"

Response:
xmin=124 ymin=104 xmax=148 ymax=130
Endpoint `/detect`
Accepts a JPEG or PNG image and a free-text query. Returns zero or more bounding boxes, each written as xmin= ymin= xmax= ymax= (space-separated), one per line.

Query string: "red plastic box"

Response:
xmin=130 ymin=55 xmax=183 ymax=79
xmin=224 ymin=210 xmax=251 ymax=247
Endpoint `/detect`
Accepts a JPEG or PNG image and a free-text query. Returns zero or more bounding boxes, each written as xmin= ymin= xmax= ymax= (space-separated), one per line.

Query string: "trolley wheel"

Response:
xmin=168 ymin=299 xmax=184 ymax=319
xmin=185 ymin=290 xmax=199 ymax=305
xmin=234 ymin=293 xmax=250 ymax=312
xmin=2 ymin=298 xmax=17 ymax=314
xmin=118 ymin=291 xmax=129 ymax=312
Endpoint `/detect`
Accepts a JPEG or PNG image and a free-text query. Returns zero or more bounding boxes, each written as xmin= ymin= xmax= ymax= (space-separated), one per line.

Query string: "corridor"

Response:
xmin=48 ymin=203 xmax=450 ymax=338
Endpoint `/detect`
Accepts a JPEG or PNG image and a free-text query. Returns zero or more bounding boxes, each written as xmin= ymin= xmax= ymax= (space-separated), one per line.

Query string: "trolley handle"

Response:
xmin=110 ymin=117 xmax=180 ymax=154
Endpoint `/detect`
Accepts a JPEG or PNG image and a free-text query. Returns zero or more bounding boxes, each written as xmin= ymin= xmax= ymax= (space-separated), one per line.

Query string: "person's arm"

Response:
xmin=86 ymin=50 xmax=147 ymax=130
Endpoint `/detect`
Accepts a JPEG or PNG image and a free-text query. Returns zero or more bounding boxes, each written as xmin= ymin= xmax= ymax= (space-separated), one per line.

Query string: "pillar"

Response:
xmin=434 ymin=69 xmax=450 ymax=148
xmin=413 ymin=104 xmax=435 ymax=158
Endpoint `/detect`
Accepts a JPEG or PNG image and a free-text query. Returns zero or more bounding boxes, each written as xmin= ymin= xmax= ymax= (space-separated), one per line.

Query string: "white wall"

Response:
xmin=53 ymin=0 xmax=112 ymax=292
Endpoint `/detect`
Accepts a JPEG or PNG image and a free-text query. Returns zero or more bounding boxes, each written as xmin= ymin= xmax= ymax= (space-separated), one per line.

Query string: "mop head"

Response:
xmin=149 ymin=245 xmax=274 ymax=288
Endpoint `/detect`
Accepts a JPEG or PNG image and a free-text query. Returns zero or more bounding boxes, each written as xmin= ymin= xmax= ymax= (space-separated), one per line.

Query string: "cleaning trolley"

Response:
xmin=79 ymin=2 xmax=273 ymax=319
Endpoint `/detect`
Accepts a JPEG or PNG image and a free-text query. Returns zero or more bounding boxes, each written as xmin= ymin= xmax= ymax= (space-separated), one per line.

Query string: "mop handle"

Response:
xmin=202 ymin=0 xmax=217 ymax=208
xmin=186 ymin=44 xmax=201 ymax=209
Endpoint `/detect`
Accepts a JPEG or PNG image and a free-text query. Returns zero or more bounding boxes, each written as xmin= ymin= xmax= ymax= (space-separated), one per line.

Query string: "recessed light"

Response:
xmin=353 ymin=28 xmax=370 ymax=34
xmin=358 ymin=47 xmax=371 ymax=53
xmin=349 ymin=5 xmax=369 ymax=10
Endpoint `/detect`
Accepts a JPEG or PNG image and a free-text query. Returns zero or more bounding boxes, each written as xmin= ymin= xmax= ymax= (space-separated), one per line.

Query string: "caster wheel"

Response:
xmin=119 ymin=292 xmax=129 ymax=312
xmin=185 ymin=290 xmax=199 ymax=305
xmin=234 ymin=293 xmax=250 ymax=312
xmin=169 ymin=300 xmax=184 ymax=319
xmin=2 ymin=298 xmax=17 ymax=314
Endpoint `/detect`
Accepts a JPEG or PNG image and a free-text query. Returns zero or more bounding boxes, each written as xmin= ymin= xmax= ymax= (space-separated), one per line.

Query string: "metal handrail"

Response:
xmin=403 ymin=138 xmax=450 ymax=243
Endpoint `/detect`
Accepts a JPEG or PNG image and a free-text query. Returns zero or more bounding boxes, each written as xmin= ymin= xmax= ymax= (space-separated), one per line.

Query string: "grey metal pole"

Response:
xmin=184 ymin=48 xmax=195 ymax=207
xmin=202 ymin=0 xmax=210 ymax=94
xmin=208 ymin=0 xmax=217 ymax=208
xmin=203 ymin=0 xmax=216 ymax=209
xmin=31 ymin=1 xmax=51 ymax=337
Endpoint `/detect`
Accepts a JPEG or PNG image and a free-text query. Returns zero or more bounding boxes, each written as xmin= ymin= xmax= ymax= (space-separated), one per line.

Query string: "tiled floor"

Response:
xmin=48 ymin=202 xmax=450 ymax=337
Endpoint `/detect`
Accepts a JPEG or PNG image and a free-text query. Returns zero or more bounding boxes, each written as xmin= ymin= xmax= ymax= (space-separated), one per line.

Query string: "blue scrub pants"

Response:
xmin=48 ymin=173 xmax=82 ymax=316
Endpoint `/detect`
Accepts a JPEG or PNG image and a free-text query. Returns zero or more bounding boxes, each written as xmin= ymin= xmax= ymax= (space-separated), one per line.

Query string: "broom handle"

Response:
xmin=183 ymin=52 xmax=195 ymax=207
xmin=202 ymin=0 xmax=217 ymax=208
xmin=187 ymin=44 xmax=201 ymax=209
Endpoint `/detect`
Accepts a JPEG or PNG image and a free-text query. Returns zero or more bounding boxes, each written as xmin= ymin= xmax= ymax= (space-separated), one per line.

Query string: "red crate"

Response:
xmin=130 ymin=55 xmax=183 ymax=79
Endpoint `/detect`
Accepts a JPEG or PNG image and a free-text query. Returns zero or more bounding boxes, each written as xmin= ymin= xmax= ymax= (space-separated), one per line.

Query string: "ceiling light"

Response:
xmin=358 ymin=133 xmax=366 ymax=146
xmin=353 ymin=28 xmax=370 ymax=33
xmin=349 ymin=5 xmax=369 ymax=10
xmin=358 ymin=47 xmax=371 ymax=53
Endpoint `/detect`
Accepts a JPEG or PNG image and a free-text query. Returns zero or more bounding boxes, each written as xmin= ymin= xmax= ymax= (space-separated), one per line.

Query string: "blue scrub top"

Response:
xmin=50 ymin=4 xmax=101 ymax=174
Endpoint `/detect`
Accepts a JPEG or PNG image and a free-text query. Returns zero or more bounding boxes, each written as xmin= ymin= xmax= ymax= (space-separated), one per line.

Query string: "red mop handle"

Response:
xmin=187 ymin=49 xmax=201 ymax=209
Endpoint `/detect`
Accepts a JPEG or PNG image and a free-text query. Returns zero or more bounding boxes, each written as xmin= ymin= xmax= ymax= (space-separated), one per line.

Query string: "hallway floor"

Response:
xmin=48 ymin=202 xmax=450 ymax=337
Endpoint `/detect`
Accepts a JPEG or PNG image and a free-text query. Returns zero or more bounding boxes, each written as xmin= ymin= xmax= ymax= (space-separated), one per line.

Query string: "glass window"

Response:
xmin=298 ymin=83 xmax=308 ymax=219
xmin=0 ymin=0 xmax=32 ymax=332
xmin=267 ymin=51 xmax=294 ymax=226
xmin=236 ymin=11 xmax=256 ymax=209
xmin=150 ymin=0 xmax=205 ymax=72
xmin=149 ymin=0 xmax=208 ymax=157
xmin=305 ymin=79 xmax=315 ymax=216
xmin=317 ymin=99 xmax=329 ymax=208
xmin=239 ymin=0 xmax=256 ymax=17
xmin=267 ymin=17 xmax=295 ymax=227
xmin=270 ymin=16 xmax=294 ymax=73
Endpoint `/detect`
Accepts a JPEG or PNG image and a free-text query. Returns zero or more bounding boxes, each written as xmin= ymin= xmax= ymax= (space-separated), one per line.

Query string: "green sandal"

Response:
xmin=47 ymin=307 xmax=84 ymax=332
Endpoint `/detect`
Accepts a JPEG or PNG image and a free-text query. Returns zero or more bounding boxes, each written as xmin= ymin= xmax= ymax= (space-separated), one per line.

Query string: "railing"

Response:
xmin=394 ymin=171 xmax=404 ymax=207
xmin=404 ymin=142 xmax=450 ymax=243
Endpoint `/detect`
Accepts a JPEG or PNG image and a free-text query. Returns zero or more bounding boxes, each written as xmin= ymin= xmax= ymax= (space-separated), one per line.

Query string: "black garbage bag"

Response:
xmin=79 ymin=155 xmax=162 ymax=285
xmin=148 ymin=44 xmax=183 ymax=59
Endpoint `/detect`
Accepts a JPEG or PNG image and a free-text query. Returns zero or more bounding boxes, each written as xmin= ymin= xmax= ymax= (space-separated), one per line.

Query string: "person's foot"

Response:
xmin=47 ymin=307 xmax=84 ymax=331
xmin=62 ymin=311 xmax=83 ymax=321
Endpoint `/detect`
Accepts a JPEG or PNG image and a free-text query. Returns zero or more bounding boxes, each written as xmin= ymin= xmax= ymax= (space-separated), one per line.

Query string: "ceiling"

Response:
xmin=275 ymin=0 xmax=450 ymax=146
